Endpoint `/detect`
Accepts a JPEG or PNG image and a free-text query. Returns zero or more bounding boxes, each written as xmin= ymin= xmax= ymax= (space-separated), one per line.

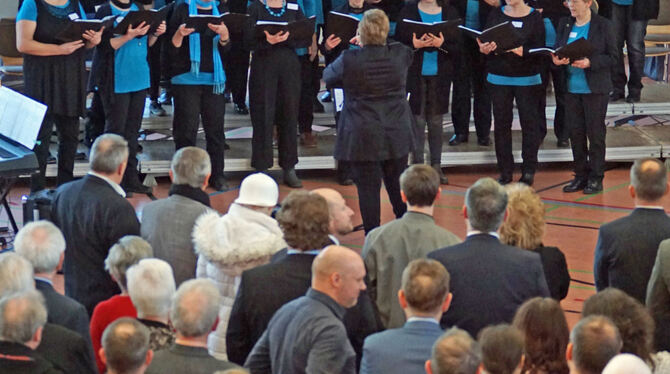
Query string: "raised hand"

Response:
xmin=153 ymin=20 xmax=167 ymax=37
xmin=477 ymin=38 xmax=497 ymax=54
xmin=58 ymin=39 xmax=85 ymax=55
xmin=82 ymin=27 xmax=104 ymax=46
xmin=208 ymin=22 xmax=230 ymax=40
xmin=571 ymin=58 xmax=591 ymax=69
xmin=177 ymin=23 xmax=196 ymax=37
xmin=427 ymin=32 xmax=444 ymax=48
xmin=264 ymin=30 xmax=289 ymax=44
xmin=412 ymin=33 xmax=432 ymax=48
xmin=551 ymin=53 xmax=570 ymax=65
xmin=325 ymin=34 xmax=341 ymax=51
xmin=127 ymin=21 xmax=150 ymax=38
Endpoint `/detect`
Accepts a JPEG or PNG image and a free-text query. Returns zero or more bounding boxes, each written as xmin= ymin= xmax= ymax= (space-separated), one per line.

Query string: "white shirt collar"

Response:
xmin=34 ymin=276 xmax=52 ymax=285
xmin=328 ymin=235 xmax=340 ymax=246
xmin=407 ymin=317 xmax=440 ymax=324
xmin=88 ymin=171 xmax=126 ymax=197
xmin=635 ymin=205 xmax=665 ymax=211
xmin=466 ymin=230 xmax=500 ymax=239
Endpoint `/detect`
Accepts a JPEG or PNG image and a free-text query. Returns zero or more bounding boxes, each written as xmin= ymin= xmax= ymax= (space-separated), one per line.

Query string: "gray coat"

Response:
xmin=140 ymin=195 xmax=211 ymax=286
xmin=647 ymin=239 xmax=670 ymax=352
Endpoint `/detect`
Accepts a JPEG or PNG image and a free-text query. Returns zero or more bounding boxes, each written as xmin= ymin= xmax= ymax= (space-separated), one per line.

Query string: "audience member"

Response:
xmin=567 ymin=316 xmax=622 ymax=374
xmin=500 ymin=183 xmax=570 ymax=300
xmin=146 ymin=279 xmax=240 ymax=373
xmin=582 ymin=288 xmax=670 ymax=372
xmin=363 ymin=165 xmax=461 ymax=328
xmin=127 ymin=259 xmax=176 ymax=351
xmin=512 ymin=297 xmax=570 ymax=374
xmin=428 ymin=177 xmax=549 ymax=336
xmin=312 ymin=188 xmax=355 ymax=242
xmin=361 ymin=259 xmax=452 ymax=373
xmin=0 ymin=290 xmax=59 ymax=374
xmin=425 ymin=327 xmax=482 ymax=374
xmin=0 ymin=253 xmax=97 ymax=374
xmin=647 ymin=238 xmax=670 ymax=351
xmin=100 ymin=318 xmax=153 ymax=374
xmin=141 ymin=147 xmax=214 ymax=286
xmin=51 ymin=134 xmax=141 ymax=314
xmin=594 ymin=158 xmax=670 ymax=303
xmin=90 ymin=236 xmax=153 ymax=373
xmin=602 ymin=354 xmax=652 ymax=374
xmin=14 ymin=221 xmax=90 ymax=343
xmin=193 ymin=172 xmax=285 ymax=359
xmin=227 ymin=191 xmax=379 ymax=366
xmin=478 ymin=324 xmax=525 ymax=374
xmin=245 ymin=245 xmax=366 ymax=373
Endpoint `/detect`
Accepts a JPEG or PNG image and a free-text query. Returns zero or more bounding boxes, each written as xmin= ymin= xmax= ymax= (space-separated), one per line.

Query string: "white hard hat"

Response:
xmin=234 ymin=173 xmax=279 ymax=207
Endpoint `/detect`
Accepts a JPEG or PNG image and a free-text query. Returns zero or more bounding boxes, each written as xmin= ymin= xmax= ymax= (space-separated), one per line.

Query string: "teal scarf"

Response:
xmin=189 ymin=0 xmax=226 ymax=94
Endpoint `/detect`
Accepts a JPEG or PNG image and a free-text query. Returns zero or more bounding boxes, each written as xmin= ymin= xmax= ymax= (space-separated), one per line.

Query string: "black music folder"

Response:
xmin=185 ymin=12 xmax=249 ymax=35
xmin=55 ymin=15 xmax=115 ymax=42
xmin=255 ymin=16 xmax=316 ymax=48
xmin=529 ymin=38 xmax=594 ymax=60
xmin=325 ymin=11 xmax=359 ymax=42
xmin=398 ymin=18 xmax=462 ymax=39
xmin=112 ymin=4 xmax=171 ymax=35
xmin=458 ymin=21 xmax=520 ymax=51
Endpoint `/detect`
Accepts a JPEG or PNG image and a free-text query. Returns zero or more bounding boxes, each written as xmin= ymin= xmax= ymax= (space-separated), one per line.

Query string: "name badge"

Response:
xmin=569 ymin=32 xmax=577 ymax=38
xmin=68 ymin=12 xmax=80 ymax=20
xmin=117 ymin=16 xmax=125 ymax=24
xmin=512 ymin=21 xmax=522 ymax=28
xmin=287 ymin=3 xmax=299 ymax=10
xmin=94 ymin=4 xmax=102 ymax=11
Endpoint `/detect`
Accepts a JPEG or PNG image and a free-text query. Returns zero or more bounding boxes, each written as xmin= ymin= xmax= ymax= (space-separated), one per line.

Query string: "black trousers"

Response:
xmin=172 ymin=84 xmax=227 ymax=180
xmin=565 ymin=92 xmax=608 ymax=182
xmin=610 ymin=3 xmax=647 ymax=96
xmin=148 ymin=37 xmax=163 ymax=102
xmin=413 ymin=76 xmax=444 ymax=165
xmin=224 ymin=45 xmax=250 ymax=105
xmin=539 ymin=59 xmax=567 ymax=142
xmin=31 ymin=113 xmax=79 ymax=192
xmin=451 ymin=38 xmax=492 ymax=140
xmin=489 ymin=83 xmax=543 ymax=178
xmin=249 ymin=49 xmax=300 ymax=170
xmin=298 ymin=54 xmax=319 ymax=134
xmin=349 ymin=156 xmax=408 ymax=234
xmin=102 ymin=89 xmax=146 ymax=185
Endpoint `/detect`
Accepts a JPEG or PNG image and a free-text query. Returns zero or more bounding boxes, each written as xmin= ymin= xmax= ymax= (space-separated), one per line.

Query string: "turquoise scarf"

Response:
xmin=189 ymin=0 xmax=226 ymax=94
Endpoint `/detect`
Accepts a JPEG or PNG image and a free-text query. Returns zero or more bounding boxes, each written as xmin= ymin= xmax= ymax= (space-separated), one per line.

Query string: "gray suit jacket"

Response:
xmin=647 ymin=238 xmax=670 ymax=351
xmin=362 ymin=212 xmax=461 ymax=328
xmin=141 ymin=195 xmax=211 ymax=286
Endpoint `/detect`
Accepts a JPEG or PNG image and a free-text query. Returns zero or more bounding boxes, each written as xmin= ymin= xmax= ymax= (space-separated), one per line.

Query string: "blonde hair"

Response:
xmin=358 ymin=9 xmax=389 ymax=46
xmin=499 ymin=183 xmax=545 ymax=250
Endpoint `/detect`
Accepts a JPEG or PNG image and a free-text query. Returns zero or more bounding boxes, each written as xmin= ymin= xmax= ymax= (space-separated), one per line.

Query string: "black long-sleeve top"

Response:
xmin=243 ymin=0 xmax=307 ymax=53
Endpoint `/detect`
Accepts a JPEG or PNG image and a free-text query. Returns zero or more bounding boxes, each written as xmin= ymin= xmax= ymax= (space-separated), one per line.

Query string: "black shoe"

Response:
xmin=149 ymin=101 xmax=167 ymax=117
xmin=557 ymin=139 xmax=570 ymax=148
xmin=477 ymin=137 xmax=492 ymax=146
xmin=498 ymin=175 xmax=512 ymax=185
xmin=320 ymin=91 xmax=332 ymax=102
xmin=224 ymin=141 xmax=230 ymax=150
xmin=625 ymin=93 xmax=641 ymax=103
xmin=449 ymin=134 xmax=468 ymax=146
xmin=432 ymin=164 xmax=449 ymax=185
xmin=337 ymin=176 xmax=354 ymax=186
xmin=583 ymin=180 xmax=603 ymax=194
xmin=234 ymin=103 xmax=249 ymax=115
xmin=519 ymin=172 xmax=534 ymax=186
xmin=223 ymin=91 xmax=232 ymax=103
xmin=283 ymin=168 xmax=302 ymax=188
xmin=158 ymin=91 xmax=172 ymax=105
xmin=211 ymin=176 xmax=229 ymax=191
xmin=563 ymin=178 xmax=587 ymax=193
xmin=609 ymin=92 xmax=625 ymax=102
xmin=313 ymin=99 xmax=325 ymax=113
xmin=123 ymin=182 xmax=153 ymax=195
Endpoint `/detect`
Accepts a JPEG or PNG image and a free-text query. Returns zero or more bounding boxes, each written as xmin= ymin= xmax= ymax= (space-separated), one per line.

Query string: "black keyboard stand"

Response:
xmin=0 ymin=177 xmax=19 ymax=233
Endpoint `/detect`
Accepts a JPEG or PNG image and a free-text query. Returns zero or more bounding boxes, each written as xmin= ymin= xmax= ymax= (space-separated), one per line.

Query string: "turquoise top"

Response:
xmin=487 ymin=73 xmax=542 ymax=86
xmin=465 ymin=0 xmax=480 ymax=29
xmin=112 ymin=3 xmax=150 ymax=93
xmin=171 ymin=72 xmax=215 ymax=85
xmin=567 ymin=22 xmax=591 ymax=94
xmin=612 ymin=0 xmax=633 ymax=5
xmin=17 ymin=0 xmax=87 ymax=21
xmin=419 ymin=9 xmax=440 ymax=76
xmin=544 ymin=17 xmax=556 ymax=47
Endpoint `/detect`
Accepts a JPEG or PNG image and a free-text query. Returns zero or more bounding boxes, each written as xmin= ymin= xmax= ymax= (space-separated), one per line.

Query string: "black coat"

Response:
xmin=0 ymin=341 xmax=61 ymax=374
xmin=36 ymin=323 xmax=98 ymax=374
xmin=51 ymin=174 xmax=140 ymax=314
xmin=594 ymin=208 xmax=670 ymax=304
xmin=428 ymin=234 xmax=550 ymax=337
xmin=534 ymin=245 xmax=570 ymax=301
xmin=226 ymin=253 xmax=381 ymax=368
xmin=35 ymin=280 xmax=91 ymax=348
xmin=396 ymin=2 xmax=461 ymax=115
xmin=323 ymin=43 xmax=415 ymax=161
xmin=597 ymin=0 xmax=659 ymax=21
xmin=555 ymin=11 xmax=616 ymax=95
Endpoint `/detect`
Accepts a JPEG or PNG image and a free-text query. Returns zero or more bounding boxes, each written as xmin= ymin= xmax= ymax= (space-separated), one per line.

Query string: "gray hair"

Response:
xmin=14 ymin=220 xmax=66 ymax=273
xmin=127 ymin=259 xmax=176 ymax=318
xmin=90 ymin=134 xmax=129 ymax=174
xmin=431 ymin=327 xmax=482 ymax=374
xmin=102 ymin=317 xmax=151 ymax=373
xmin=571 ymin=315 xmax=623 ymax=374
xmin=104 ymin=236 xmax=153 ymax=291
xmin=630 ymin=158 xmax=667 ymax=202
xmin=171 ymin=147 xmax=212 ymax=188
xmin=465 ymin=178 xmax=508 ymax=233
xmin=170 ymin=279 xmax=221 ymax=337
xmin=0 ymin=290 xmax=47 ymax=344
xmin=0 ymin=252 xmax=35 ymax=297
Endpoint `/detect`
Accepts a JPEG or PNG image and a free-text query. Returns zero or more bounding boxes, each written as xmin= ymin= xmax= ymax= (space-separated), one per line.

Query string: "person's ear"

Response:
xmin=503 ymin=208 xmax=509 ymax=222
xmin=665 ymin=182 xmax=669 ymax=196
xmin=331 ymin=272 xmax=342 ymax=287
xmin=442 ymin=292 xmax=453 ymax=312
xmin=398 ymin=289 xmax=408 ymax=309
xmin=434 ymin=187 xmax=442 ymax=203
xmin=462 ymin=205 xmax=468 ymax=219
xmin=566 ymin=342 xmax=573 ymax=361
xmin=168 ymin=170 xmax=174 ymax=183
xmin=145 ymin=349 xmax=154 ymax=366
xmin=31 ymin=326 xmax=43 ymax=347
xmin=478 ymin=363 xmax=486 ymax=374
xmin=425 ymin=360 xmax=433 ymax=374
xmin=100 ymin=348 xmax=107 ymax=365
xmin=203 ymin=173 xmax=211 ymax=190
xmin=118 ymin=159 xmax=128 ymax=177
xmin=401 ymin=190 xmax=408 ymax=204
xmin=629 ymin=184 xmax=636 ymax=199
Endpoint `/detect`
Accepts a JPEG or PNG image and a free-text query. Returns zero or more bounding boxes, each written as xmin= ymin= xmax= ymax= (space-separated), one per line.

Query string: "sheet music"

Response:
xmin=0 ymin=87 xmax=47 ymax=149
xmin=334 ymin=89 xmax=344 ymax=112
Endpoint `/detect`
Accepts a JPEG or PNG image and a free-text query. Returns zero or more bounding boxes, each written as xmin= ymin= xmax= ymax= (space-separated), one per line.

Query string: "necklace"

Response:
xmin=111 ymin=0 xmax=131 ymax=10
xmin=265 ymin=0 xmax=286 ymax=17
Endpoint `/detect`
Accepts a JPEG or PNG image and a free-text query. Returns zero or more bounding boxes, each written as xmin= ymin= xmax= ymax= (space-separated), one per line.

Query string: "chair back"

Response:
xmin=0 ymin=19 xmax=22 ymax=60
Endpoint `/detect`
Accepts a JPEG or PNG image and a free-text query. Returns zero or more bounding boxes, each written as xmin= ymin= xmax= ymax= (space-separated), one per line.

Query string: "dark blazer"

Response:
xmin=555 ymin=11 xmax=616 ymax=95
xmin=0 ymin=341 xmax=61 ymax=374
xmin=597 ymin=0 xmax=659 ymax=21
xmin=35 ymin=279 xmax=91 ymax=348
xmin=428 ymin=234 xmax=550 ymax=337
xmin=360 ymin=320 xmax=443 ymax=374
xmin=226 ymin=253 xmax=381 ymax=367
xmin=535 ymin=245 xmax=570 ymax=301
xmin=36 ymin=323 xmax=98 ymax=374
xmin=396 ymin=2 xmax=461 ymax=115
xmin=323 ymin=42 xmax=414 ymax=161
xmin=594 ymin=208 xmax=670 ymax=304
xmin=51 ymin=174 xmax=141 ymax=314
xmin=646 ymin=238 xmax=670 ymax=352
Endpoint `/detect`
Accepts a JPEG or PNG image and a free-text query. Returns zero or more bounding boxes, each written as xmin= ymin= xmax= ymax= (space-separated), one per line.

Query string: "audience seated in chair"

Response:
xmin=425 ymin=327 xmax=482 ymax=374
xmin=100 ymin=318 xmax=153 ymax=374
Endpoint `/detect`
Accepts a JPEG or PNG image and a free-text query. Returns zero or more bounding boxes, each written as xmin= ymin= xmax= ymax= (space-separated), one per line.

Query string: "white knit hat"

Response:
xmin=602 ymin=354 xmax=652 ymax=374
xmin=234 ymin=173 xmax=279 ymax=207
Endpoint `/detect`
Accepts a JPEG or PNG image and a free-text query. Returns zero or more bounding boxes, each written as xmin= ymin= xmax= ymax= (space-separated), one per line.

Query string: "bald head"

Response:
xmin=312 ymin=188 xmax=354 ymax=235
xmin=90 ymin=134 xmax=129 ymax=175
xmin=312 ymin=245 xmax=366 ymax=308
xmin=630 ymin=158 xmax=668 ymax=202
